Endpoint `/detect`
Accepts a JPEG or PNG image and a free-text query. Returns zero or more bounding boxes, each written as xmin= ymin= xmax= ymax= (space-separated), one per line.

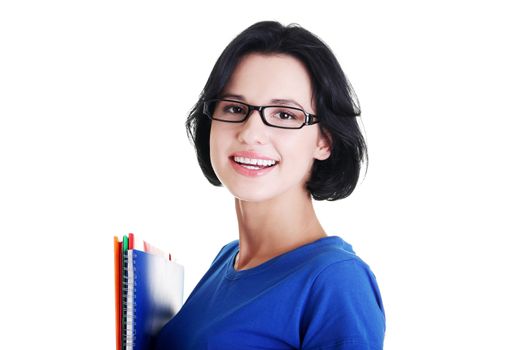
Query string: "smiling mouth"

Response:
xmin=230 ymin=156 xmax=279 ymax=169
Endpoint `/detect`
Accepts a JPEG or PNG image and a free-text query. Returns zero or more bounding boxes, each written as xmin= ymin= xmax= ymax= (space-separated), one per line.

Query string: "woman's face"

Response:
xmin=209 ymin=53 xmax=331 ymax=202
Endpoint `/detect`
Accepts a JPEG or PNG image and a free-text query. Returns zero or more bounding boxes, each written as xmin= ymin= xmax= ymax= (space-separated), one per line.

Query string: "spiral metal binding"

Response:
xmin=122 ymin=251 xmax=137 ymax=349
xmin=122 ymin=251 xmax=128 ymax=350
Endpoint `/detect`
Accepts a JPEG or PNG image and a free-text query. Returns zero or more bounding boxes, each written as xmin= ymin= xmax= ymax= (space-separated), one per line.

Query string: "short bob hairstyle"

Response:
xmin=186 ymin=21 xmax=368 ymax=201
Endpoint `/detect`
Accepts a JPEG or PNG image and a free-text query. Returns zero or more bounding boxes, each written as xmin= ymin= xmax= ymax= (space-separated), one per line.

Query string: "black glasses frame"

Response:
xmin=203 ymin=98 xmax=319 ymax=130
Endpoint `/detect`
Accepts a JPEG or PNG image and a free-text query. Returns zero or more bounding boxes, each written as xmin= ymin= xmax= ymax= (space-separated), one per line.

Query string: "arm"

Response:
xmin=300 ymin=259 xmax=386 ymax=350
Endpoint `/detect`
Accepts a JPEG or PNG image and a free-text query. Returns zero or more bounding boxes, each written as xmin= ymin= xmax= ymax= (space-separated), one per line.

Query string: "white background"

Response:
xmin=1 ymin=0 xmax=524 ymax=349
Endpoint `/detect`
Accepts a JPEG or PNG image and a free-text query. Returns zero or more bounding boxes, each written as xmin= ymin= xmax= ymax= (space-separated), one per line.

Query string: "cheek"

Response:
xmin=286 ymin=153 xmax=314 ymax=179
xmin=209 ymin=123 xmax=222 ymax=168
xmin=209 ymin=123 xmax=234 ymax=171
xmin=280 ymin=143 xmax=311 ymax=169
xmin=278 ymin=136 xmax=316 ymax=173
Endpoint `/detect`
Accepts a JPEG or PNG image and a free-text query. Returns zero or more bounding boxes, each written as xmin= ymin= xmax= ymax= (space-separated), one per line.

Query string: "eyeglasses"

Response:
xmin=203 ymin=98 xmax=319 ymax=129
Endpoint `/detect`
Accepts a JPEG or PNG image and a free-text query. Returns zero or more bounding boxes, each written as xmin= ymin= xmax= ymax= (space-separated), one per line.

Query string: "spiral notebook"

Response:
xmin=114 ymin=233 xmax=184 ymax=350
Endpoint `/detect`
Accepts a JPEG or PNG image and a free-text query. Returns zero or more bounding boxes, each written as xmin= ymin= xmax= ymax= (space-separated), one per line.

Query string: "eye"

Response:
xmin=275 ymin=111 xmax=298 ymax=120
xmin=223 ymin=104 xmax=246 ymax=114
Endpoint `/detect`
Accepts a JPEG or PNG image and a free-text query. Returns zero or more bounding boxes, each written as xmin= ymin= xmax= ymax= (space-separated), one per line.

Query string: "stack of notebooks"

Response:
xmin=114 ymin=233 xmax=184 ymax=350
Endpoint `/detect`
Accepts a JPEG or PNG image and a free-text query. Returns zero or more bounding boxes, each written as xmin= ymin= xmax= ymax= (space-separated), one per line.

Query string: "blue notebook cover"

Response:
xmin=127 ymin=249 xmax=184 ymax=350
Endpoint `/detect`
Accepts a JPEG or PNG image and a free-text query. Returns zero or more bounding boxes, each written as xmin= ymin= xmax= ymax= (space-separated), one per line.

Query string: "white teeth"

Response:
xmin=233 ymin=156 xmax=277 ymax=167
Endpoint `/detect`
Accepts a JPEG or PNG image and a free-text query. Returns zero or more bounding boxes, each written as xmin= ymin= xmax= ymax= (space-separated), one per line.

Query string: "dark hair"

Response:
xmin=186 ymin=21 xmax=368 ymax=201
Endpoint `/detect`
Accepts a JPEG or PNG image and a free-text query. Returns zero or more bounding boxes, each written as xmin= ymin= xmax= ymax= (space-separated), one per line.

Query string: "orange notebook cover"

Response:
xmin=113 ymin=237 xmax=122 ymax=350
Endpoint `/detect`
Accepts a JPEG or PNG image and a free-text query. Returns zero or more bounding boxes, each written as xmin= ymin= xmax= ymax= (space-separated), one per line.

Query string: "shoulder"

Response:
xmin=300 ymin=257 xmax=386 ymax=349
xmin=301 ymin=236 xmax=384 ymax=313
xmin=300 ymin=236 xmax=365 ymax=278
xmin=210 ymin=239 xmax=238 ymax=266
xmin=310 ymin=258 xmax=383 ymax=309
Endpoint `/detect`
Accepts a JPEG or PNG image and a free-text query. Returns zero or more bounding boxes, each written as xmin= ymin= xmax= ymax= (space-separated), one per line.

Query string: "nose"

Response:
xmin=237 ymin=108 xmax=269 ymax=145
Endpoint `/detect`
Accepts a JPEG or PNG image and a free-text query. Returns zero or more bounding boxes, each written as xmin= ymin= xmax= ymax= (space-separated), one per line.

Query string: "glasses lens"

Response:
xmin=212 ymin=100 xmax=248 ymax=122
xmin=265 ymin=107 xmax=306 ymax=128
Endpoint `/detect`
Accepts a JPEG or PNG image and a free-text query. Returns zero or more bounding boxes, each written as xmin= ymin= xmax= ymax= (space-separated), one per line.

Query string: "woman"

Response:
xmin=155 ymin=21 xmax=386 ymax=349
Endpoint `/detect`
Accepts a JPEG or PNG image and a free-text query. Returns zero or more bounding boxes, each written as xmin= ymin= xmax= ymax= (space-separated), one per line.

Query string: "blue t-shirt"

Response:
xmin=154 ymin=235 xmax=386 ymax=349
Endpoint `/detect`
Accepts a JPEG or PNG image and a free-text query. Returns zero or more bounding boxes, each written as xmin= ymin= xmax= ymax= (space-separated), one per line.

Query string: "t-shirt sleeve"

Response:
xmin=300 ymin=259 xmax=386 ymax=350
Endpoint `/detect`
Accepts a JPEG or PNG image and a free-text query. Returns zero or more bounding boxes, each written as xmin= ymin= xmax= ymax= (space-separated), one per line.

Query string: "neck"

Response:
xmin=233 ymin=186 xmax=327 ymax=270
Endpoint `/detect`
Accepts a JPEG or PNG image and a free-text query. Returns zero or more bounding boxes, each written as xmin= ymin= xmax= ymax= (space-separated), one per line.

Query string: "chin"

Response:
xmin=229 ymin=187 xmax=279 ymax=203
xmin=227 ymin=181 xmax=304 ymax=203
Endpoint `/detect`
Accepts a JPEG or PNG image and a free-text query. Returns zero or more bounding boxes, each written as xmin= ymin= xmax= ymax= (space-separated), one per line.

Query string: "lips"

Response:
xmin=229 ymin=156 xmax=279 ymax=177
xmin=228 ymin=150 xmax=280 ymax=177
xmin=229 ymin=150 xmax=279 ymax=162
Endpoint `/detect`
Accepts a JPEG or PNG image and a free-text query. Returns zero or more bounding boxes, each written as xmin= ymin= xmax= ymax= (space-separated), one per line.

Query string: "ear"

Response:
xmin=313 ymin=130 xmax=332 ymax=161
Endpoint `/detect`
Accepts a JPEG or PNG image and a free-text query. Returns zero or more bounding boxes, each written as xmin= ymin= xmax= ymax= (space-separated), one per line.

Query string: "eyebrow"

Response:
xmin=220 ymin=93 xmax=304 ymax=109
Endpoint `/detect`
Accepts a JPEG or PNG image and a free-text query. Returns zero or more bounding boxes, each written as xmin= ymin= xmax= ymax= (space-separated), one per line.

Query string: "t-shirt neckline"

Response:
xmin=225 ymin=235 xmax=344 ymax=280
